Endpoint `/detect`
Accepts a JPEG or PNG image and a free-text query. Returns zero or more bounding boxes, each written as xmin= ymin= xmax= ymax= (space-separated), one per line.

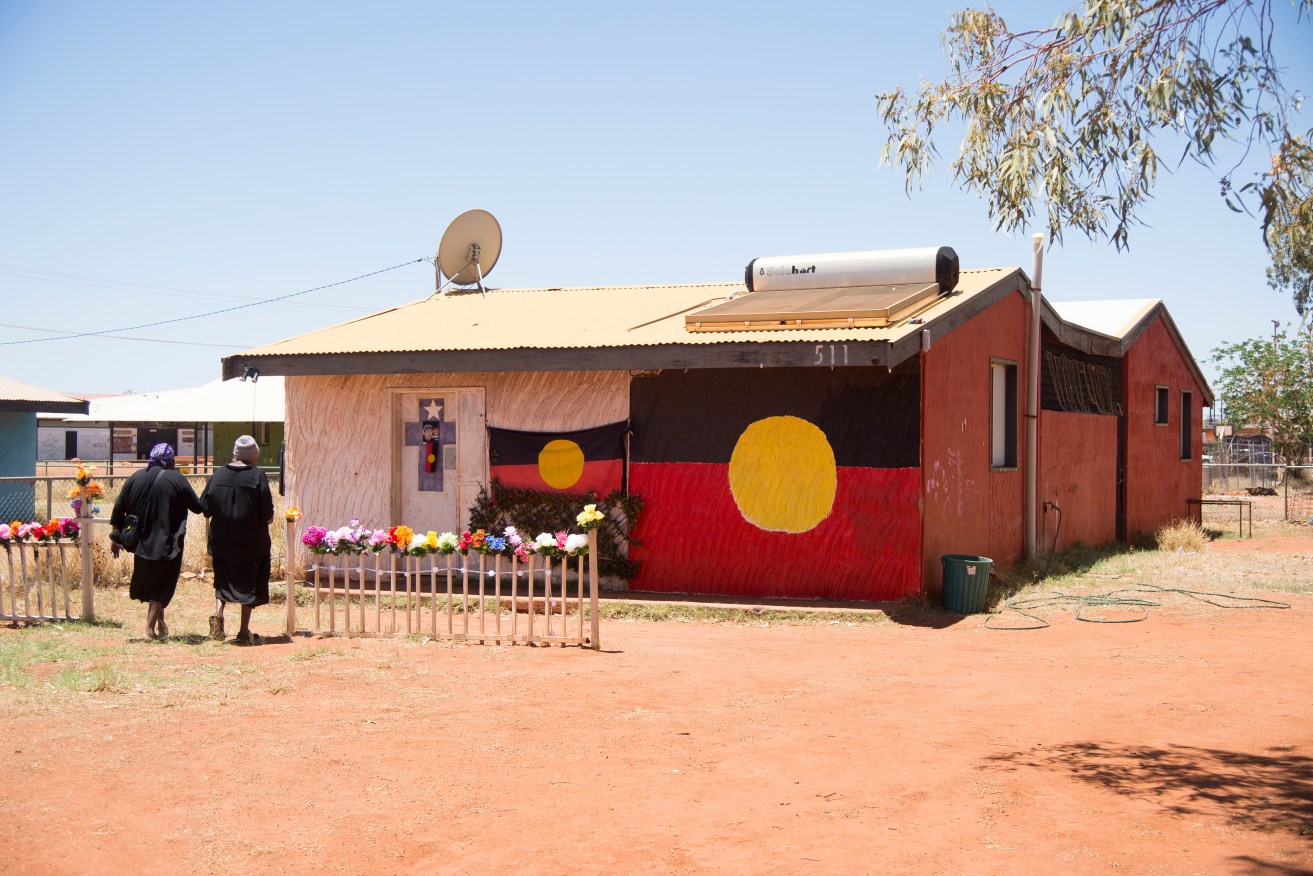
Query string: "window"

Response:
xmin=1154 ymin=386 xmax=1169 ymax=425
xmin=1180 ymin=390 xmax=1193 ymax=460
xmin=991 ymin=360 xmax=1018 ymax=469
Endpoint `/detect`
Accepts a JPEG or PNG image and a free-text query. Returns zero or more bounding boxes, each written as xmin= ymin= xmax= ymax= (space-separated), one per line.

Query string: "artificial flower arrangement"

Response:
xmin=295 ymin=505 xmax=598 ymax=561
xmin=0 ymin=518 xmax=80 ymax=550
xmin=66 ymin=459 xmax=104 ymax=517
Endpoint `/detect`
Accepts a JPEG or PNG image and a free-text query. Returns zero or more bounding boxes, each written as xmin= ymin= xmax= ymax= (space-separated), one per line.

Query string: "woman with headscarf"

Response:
xmin=109 ymin=443 xmax=203 ymax=640
xmin=201 ymin=435 xmax=274 ymax=644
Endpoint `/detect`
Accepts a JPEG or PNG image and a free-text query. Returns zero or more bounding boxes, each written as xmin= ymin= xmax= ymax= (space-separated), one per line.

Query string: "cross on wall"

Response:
xmin=402 ymin=397 xmax=457 ymax=492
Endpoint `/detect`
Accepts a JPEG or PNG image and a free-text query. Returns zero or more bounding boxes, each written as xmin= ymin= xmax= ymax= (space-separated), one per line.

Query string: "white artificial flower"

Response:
xmin=564 ymin=533 xmax=588 ymax=554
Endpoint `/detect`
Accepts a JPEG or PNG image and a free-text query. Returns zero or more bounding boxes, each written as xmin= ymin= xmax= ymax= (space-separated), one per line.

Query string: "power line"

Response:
xmin=0 ymin=258 xmax=427 ymax=347
xmin=0 ymin=263 xmax=377 ymax=313
xmin=0 ymin=322 xmax=252 ymax=349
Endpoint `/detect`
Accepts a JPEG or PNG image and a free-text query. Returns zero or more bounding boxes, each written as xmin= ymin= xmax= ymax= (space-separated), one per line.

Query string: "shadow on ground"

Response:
xmin=986 ymin=741 xmax=1313 ymax=842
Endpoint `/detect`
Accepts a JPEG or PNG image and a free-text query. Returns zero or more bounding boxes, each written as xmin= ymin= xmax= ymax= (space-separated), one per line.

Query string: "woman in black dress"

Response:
xmin=110 ymin=443 xmax=203 ymax=640
xmin=201 ymin=435 xmax=274 ymax=644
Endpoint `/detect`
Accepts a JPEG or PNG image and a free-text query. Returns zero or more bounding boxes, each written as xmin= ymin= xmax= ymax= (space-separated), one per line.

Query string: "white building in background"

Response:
xmin=38 ymin=377 xmax=285 ymax=471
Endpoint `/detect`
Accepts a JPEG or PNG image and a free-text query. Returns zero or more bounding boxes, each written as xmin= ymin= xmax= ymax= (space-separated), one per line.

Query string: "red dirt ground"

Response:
xmin=2 ymin=591 xmax=1311 ymax=876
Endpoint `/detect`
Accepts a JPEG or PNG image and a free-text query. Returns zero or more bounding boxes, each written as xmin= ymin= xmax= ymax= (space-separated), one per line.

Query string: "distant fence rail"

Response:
xmin=1202 ymin=464 xmax=1313 ymax=524
xmin=0 ymin=471 xmax=280 ymax=525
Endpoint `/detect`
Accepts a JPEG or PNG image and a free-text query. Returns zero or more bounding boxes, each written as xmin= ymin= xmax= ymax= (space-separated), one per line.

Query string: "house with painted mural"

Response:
xmin=223 ymin=247 xmax=1211 ymax=601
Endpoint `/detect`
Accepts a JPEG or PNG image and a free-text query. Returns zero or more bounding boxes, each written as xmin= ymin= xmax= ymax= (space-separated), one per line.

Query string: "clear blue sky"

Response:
xmin=2 ymin=1 xmax=1309 ymax=400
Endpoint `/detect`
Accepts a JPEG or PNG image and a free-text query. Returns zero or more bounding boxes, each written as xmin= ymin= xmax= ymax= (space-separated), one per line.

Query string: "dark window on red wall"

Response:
xmin=1180 ymin=390 xmax=1193 ymax=460
xmin=991 ymin=360 xmax=1018 ymax=469
xmin=1155 ymin=386 xmax=1169 ymax=425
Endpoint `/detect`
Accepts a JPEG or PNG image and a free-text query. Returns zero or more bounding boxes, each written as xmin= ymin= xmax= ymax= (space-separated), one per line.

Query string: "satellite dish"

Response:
xmin=437 ymin=209 xmax=502 ymax=294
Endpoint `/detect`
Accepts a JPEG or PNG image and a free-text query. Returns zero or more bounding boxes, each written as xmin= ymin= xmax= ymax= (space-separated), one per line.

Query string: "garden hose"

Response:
xmin=984 ymin=582 xmax=1291 ymax=631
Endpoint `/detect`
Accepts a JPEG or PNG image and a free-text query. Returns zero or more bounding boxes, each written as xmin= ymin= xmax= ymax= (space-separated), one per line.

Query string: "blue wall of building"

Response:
xmin=0 ymin=412 xmax=36 ymax=520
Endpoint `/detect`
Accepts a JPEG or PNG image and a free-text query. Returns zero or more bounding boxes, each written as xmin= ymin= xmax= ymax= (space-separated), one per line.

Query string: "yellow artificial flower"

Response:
xmin=285 ymin=507 xmax=302 ymax=522
xmin=576 ymin=504 xmax=606 ymax=528
xmin=425 ymin=531 xmax=438 ymax=549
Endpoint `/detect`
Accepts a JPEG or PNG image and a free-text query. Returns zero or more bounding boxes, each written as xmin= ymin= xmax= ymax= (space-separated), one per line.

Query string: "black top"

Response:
xmin=110 ymin=466 xmax=204 ymax=561
xmin=201 ymin=463 xmax=274 ymax=563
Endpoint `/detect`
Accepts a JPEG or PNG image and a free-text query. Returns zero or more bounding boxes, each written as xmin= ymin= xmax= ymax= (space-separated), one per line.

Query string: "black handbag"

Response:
xmin=111 ymin=467 xmax=161 ymax=552
xmin=111 ymin=514 xmax=141 ymax=551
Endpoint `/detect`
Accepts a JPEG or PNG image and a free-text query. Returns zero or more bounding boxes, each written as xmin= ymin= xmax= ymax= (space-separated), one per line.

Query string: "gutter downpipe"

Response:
xmin=1025 ymin=233 xmax=1044 ymax=559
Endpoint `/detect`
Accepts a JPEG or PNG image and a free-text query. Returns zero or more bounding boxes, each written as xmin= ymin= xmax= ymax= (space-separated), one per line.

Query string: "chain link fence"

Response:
xmin=1203 ymin=463 xmax=1313 ymax=526
xmin=0 ymin=471 xmax=288 ymax=583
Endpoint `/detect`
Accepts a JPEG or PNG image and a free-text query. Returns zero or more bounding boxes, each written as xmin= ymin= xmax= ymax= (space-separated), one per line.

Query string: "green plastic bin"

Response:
xmin=941 ymin=554 xmax=992 ymax=614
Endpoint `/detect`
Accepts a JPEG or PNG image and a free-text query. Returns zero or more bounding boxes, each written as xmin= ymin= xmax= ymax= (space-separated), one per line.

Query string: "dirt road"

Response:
xmin=0 ymin=593 xmax=1309 ymax=875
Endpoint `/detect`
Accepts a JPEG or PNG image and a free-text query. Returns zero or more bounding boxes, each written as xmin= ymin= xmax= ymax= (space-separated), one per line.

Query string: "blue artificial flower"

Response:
xmin=486 ymin=535 xmax=507 ymax=552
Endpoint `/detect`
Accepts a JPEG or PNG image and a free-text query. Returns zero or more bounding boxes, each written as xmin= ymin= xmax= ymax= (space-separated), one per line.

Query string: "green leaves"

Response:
xmin=1212 ymin=321 xmax=1313 ymax=462
xmin=876 ymin=0 xmax=1312 ymax=309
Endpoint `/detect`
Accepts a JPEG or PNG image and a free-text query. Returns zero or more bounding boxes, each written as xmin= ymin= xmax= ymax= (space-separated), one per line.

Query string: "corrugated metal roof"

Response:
xmin=0 ymin=376 xmax=88 ymax=413
xmin=1051 ymin=299 xmax=1159 ymax=339
xmin=53 ymin=377 xmax=284 ymax=424
xmin=232 ymin=268 xmax=1017 ymax=359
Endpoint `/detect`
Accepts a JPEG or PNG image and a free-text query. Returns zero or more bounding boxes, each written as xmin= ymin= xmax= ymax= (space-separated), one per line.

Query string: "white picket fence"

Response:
xmin=0 ymin=511 xmax=97 ymax=624
xmin=286 ymin=523 xmax=601 ymax=649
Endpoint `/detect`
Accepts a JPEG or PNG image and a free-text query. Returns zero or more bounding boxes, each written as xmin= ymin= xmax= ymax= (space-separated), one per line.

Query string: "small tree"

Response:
xmin=876 ymin=0 xmax=1313 ymax=314
xmin=1212 ymin=322 xmax=1313 ymax=463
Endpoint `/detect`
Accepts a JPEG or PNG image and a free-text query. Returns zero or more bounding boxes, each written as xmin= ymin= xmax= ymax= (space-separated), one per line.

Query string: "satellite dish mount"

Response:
xmin=436 ymin=209 xmax=502 ymax=298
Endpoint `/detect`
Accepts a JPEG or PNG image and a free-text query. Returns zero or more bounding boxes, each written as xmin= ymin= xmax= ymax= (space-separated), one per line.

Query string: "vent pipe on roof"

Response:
xmin=1025 ymin=234 xmax=1044 ymax=560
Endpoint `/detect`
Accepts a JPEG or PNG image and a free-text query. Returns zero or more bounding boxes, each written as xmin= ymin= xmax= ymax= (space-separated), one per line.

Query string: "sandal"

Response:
xmin=156 ymin=621 xmax=169 ymax=640
xmin=208 ymin=615 xmax=225 ymax=641
xmin=233 ymin=631 xmax=261 ymax=646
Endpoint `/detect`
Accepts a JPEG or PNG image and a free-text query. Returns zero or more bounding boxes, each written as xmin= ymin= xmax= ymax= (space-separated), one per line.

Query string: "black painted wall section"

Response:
xmin=630 ymin=361 xmax=921 ymax=467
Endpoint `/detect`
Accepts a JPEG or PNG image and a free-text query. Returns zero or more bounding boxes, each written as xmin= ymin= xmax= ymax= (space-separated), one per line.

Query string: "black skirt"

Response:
xmin=213 ymin=554 xmax=271 ymax=607
xmin=129 ymin=555 xmax=184 ymax=607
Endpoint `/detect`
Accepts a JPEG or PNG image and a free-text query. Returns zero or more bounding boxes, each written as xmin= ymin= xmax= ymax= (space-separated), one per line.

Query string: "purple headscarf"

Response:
xmin=147 ymin=443 xmax=176 ymax=469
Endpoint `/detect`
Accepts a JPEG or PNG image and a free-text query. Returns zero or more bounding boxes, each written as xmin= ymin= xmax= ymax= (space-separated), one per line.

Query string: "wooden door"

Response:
xmin=391 ymin=388 xmax=486 ymax=534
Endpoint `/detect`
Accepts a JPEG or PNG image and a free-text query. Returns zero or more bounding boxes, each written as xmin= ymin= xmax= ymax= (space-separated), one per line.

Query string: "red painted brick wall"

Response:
xmin=1123 ymin=316 xmax=1207 ymax=538
xmin=921 ymin=291 xmax=1030 ymax=596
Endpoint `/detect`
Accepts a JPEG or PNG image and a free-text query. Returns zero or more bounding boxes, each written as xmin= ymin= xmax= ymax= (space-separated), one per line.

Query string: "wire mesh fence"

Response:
xmin=1202 ymin=464 xmax=1313 ymax=526
xmin=0 ymin=473 xmax=289 ymax=583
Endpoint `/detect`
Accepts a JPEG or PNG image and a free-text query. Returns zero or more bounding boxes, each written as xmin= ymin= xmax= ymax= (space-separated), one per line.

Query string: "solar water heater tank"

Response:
xmin=745 ymin=246 xmax=959 ymax=294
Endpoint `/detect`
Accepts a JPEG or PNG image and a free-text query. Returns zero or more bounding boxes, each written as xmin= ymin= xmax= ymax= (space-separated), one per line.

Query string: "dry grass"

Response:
xmin=1155 ymin=519 xmax=1209 ymax=553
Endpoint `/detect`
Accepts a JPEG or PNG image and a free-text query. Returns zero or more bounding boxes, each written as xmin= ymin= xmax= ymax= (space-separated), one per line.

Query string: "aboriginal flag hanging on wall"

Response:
xmin=628 ymin=364 xmax=922 ymax=601
xmin=488 ymin=421 xmax=627 ymax=496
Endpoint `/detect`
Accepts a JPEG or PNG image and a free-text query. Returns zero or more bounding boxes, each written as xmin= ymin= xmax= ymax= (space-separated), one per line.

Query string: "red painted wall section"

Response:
xmin=1123 ymin=315 xmax=1207 ymax=538
xmin=921 ymin=291 xmax=1030 ymax=596
xmin=630 ymin=464 xmax=921 ymax=600
xmin=1038 ymin=411 xmax=1118 ymax=552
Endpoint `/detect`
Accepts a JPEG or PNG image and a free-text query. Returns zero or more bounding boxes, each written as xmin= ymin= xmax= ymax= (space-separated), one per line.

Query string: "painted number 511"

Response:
xmin=815 ymin=344 xmax=849 ymax=366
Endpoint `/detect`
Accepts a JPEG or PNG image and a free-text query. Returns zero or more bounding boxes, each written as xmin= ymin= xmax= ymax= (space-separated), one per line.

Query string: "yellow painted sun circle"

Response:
xmin=729 ymin=416 xmax=836 ymax=533
xmin=539 ymin=439 xmax=585 ymax=489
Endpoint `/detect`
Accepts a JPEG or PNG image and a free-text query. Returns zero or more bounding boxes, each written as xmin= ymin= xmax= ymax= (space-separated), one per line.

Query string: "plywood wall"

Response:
xmin=285 ymin=370 xmax=628 ymax=559
xmin=1038 ymin=410 xmax=1118 ymax=551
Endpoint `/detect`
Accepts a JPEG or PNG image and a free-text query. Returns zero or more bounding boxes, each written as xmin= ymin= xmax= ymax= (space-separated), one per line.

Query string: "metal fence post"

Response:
xmin=1284 ymin=464 xmax=1289 ymax=521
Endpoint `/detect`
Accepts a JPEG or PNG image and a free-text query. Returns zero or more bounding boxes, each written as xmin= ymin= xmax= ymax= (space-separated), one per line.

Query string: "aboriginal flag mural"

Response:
xmin=489 ymin=422 xmax=627 ymax=496
xmin=629 ymin=364 xmax=921 ymax=600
